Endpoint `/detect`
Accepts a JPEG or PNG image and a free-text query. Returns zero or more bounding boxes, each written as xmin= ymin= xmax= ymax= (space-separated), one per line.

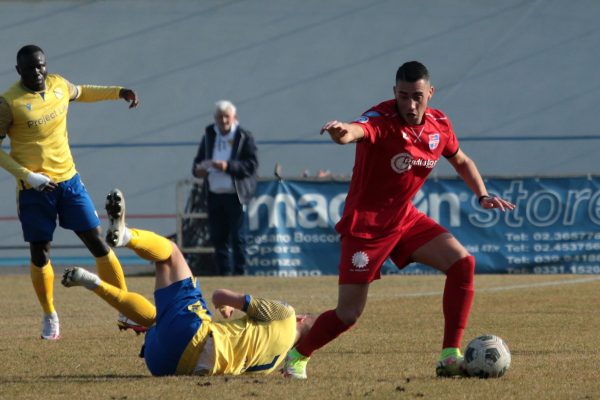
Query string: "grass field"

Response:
xmin=1 ymin=273 xmax=599 ymax=400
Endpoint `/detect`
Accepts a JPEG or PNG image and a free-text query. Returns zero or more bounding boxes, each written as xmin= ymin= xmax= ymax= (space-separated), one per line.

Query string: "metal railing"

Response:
xmin=175 ymin=178 xmax=219 ymax=275
xmin=175 ymin=178 xmax=213 ymax=253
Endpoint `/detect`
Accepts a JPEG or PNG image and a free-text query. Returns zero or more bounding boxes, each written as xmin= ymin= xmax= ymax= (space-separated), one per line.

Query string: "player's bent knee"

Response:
xmin=463 ymin=255 xmax=475 ymax=275
xmin=336 ymin=307 xmax=362 ymax=326
xmin=166 ymin=241 xmax=182 ymax=261
xmin=447 ymin=255 xmax=475 ymax=284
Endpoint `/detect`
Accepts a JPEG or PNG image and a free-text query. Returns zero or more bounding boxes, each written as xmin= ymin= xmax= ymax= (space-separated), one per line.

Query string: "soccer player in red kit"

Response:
xmin=283 ymin=61 xmax=515 ymax=378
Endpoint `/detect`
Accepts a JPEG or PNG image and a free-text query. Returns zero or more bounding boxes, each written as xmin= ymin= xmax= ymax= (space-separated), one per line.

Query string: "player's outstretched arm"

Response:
xmin=212 ymin=289 xmax=246 ymax=318
xmin=212 ymin=289 xmax=294 ymax=322
xmin=320 ymin=120 xmax=365 ymax=144
xmin=71 ymin=81 xmax=139 ymax=108
xmin=448 ymin=149 xmax=515 ymax=211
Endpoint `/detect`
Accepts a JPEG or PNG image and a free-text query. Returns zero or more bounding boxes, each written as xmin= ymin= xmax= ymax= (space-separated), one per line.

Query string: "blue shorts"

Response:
xmin=143 ymin=278 xmax=212 ymax=376
xmin=17 ymin=173 xmax=100 ymax=242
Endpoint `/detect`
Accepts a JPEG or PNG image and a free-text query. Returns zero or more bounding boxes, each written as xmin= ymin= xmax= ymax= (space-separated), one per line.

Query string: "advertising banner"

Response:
xmin=245 ymin=177 xmax=600 ymax=275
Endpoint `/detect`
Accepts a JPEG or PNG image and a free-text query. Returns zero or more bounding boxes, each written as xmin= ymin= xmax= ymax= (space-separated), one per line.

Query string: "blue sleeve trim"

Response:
xmin=242 ymin=294 xmax=251 ymax=312
xmin=246 ymin=355 xmax=280 ymax=372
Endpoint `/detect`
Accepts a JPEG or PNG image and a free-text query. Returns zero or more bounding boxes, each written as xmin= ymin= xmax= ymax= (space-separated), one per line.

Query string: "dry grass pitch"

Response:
xmin=1 ymin=273 xmax=599 ymax=400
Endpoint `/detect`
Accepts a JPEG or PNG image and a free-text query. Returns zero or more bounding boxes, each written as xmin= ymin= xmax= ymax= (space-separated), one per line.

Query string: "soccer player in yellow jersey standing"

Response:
xmin=0 ymin=44 xmax=152 ymax=339
xmin=61 ymin=188 xmax=315 ymax=376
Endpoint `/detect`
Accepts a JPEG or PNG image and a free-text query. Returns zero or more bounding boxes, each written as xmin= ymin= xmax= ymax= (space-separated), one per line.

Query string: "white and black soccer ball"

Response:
xmin=464 ymin=335 xmax=511 ymax=378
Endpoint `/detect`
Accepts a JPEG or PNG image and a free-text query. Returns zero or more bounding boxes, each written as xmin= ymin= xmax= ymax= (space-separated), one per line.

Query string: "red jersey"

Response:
xmin=335 ymin=99 xmax=459 ymax=239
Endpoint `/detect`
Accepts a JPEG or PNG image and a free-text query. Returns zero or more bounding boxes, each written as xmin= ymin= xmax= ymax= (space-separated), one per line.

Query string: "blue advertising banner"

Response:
xmin=245 ymin=177 xmax=600 ymax=276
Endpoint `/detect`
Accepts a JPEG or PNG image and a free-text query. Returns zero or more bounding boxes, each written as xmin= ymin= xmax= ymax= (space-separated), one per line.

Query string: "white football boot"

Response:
xmin=40 ymin=312 xmax=60 ymax=340
xmin=105 ymin=188 xmax=129 ymax=247
xmin=61 ymin=267 xmax=101 ymax=289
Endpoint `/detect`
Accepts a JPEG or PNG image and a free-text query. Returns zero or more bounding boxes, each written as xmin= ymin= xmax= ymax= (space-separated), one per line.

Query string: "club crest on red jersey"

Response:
xmin=429 ymin=133 xmax=440 ymax=150
xmin=351 ymin=251 xmax=369 ymax=270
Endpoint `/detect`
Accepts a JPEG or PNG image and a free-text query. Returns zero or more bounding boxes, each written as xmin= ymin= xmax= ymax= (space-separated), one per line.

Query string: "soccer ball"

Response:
xmin=464 ymin=335 xmax=511 ymax=378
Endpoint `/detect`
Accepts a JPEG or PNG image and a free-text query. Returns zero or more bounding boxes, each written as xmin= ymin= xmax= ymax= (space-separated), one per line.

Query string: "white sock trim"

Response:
xmin=121 ymin=227 xmax=132 ymax=246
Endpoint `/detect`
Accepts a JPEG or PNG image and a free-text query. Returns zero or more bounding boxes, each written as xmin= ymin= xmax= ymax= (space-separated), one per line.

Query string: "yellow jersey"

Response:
xmin=0 ymin=74 xmax=122 ymax=187
xmin=176 ymin=296 xmax=297 ymax=376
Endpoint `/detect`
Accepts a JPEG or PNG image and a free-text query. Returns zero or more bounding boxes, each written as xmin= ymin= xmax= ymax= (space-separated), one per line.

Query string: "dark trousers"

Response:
xmin=207 ymin=192 xmax=246 ymax=276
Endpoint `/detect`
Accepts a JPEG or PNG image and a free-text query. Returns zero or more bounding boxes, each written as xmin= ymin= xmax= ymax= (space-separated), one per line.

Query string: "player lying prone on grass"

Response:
xmin=62 ymin=188 xmax=315 ymax=376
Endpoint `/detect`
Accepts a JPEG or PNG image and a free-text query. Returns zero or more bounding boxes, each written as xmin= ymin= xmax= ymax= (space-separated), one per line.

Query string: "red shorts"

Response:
xmin=338 ymin=211 xmax=448 ymax=284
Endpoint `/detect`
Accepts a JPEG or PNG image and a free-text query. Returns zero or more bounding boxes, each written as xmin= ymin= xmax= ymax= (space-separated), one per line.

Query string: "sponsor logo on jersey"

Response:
xmin=351 ymin=251 xmax=369 ymax=269
xmin=26 ymin=103 xmax=67 ymax=128
xmin=391 ymin=153 xmax=414 ymax=173
xmin=355 ymin=116 xmax=369 ymax=124
xmin=390 ymin=152 xmax=438 ymax=174
xmin=429 ymin=133 xmax=440 ymax=150
xmin=363 ymin=111 xmax=381 ymax=117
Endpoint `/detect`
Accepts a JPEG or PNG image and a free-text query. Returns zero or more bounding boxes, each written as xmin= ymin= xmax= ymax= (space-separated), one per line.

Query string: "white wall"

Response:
xmin=1 ymin=0 xmax=599 ymax=262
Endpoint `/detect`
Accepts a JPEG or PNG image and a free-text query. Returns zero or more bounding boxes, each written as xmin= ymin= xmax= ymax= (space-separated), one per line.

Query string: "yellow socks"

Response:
xmin=95 ymin=249 xmax=127 ymax=291
xmin=127 ymin=228 xmax=173 ymax=262
xmin=92 ymin=229 xmax=171 ymax=327
xmin=30 ymin=262 xmax=55 ymax=315
xmin=94 ymin=282 xmax=156 ymax=327
xmin=86 ymin=228 xmax=173 ymax=327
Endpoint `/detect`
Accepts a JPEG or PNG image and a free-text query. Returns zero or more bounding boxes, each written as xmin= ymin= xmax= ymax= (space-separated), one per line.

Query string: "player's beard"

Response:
xmin=403 ymin=111 xmax=422 ymax=125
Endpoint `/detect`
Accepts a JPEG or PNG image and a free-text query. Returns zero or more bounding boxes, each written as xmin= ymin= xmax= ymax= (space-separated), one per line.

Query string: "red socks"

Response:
xmin=296 ymin=256 xmax=474 ymax=357
xmin=296 ymin=309 xmax=354 ymax=357
xmin=442 ymin=255 xmax=475 ymax=348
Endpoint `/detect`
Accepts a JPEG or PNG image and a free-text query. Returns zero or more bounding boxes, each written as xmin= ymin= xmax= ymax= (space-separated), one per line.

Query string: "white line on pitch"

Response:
xmin=476 ymin=276 xmax=600 ymax=293
xmin=370 ymin=276 xmax=600 ymax=299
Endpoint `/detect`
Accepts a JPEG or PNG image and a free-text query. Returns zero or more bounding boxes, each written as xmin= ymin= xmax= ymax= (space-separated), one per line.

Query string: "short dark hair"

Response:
xmin=395 ymin=61 xmax=429 ymax=83
xmin=16 ymin=45 xmax=44 ymax=63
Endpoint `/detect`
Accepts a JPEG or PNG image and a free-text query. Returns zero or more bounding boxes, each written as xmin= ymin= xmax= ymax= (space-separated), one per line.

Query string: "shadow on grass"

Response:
xmin=0 ymin=374 xmax=151 ymax=383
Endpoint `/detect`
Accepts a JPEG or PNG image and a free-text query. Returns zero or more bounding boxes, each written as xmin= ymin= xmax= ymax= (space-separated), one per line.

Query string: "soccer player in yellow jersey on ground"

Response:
xmin=62 ymin=188 xmax=316 ymax=376
xmin=0 ymin=44 xmax=153 ymax=340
